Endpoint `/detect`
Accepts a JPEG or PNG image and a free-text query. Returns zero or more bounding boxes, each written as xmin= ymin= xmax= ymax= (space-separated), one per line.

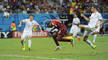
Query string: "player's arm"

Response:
xmin=96 ymin=20 xmax=103 ymax=28
xmin=34 ymin=21 xmax=43 ymax=32
xmin=100 ymin=20 xmax=104 ymax=26
xmin=19 ymin=19 xmax=27 ymax=27
xmin=81 ymin=13 xmax=90 ymax=22
xmin=38 ymin=25 xmax=43 ymax=32
xmin=79 ymin=24 xmax=86 ymax=28
xmin=19 ymin=20 xmax=23 ymax=27
xmin=96 ymin=14 xmax=104 ymax=28
xmin=50 ymin=26 xmax=58 ymax=32
xmin=99 ymin=14 xmax=104 ymax=27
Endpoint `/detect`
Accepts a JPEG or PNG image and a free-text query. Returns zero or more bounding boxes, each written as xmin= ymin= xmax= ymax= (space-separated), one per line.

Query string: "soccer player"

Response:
xmin=19 ymin=15 xmax=42 ymax=51
xmin=79 ymin=6 xmax=103 ymax=49
xmin=69 ymin=13 xmax=81 ymax=41
xmin=47 ymin=19 xmax=74 ymax=51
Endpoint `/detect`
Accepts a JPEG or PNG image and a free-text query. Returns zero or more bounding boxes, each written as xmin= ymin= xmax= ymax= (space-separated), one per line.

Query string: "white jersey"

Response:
xmin=22 ymin=19 xmax=39 ymax=33
xmin=83 ymin=12 xmax=103 ymax=36
xmin=70 ymin=18 xmax=80 ymax=37
xmin=72 ymin=18 xmax=80 ymax=26
xmin=88 ymin=12 xmax=102 ymax=28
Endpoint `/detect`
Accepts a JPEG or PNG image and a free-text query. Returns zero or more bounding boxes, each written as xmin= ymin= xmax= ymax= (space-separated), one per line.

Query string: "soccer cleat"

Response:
xmin=55 ymin=46 xmax=61 ymax=51
xmin=93 ymin=40 xmax=95 ymax=43
xmin=22 ymin=44 xmax=25 ymax=51
xmin=92 ymin=45 xmax=96 ymax=49
xmin=22 ymin=46 xmax=25 ymax=51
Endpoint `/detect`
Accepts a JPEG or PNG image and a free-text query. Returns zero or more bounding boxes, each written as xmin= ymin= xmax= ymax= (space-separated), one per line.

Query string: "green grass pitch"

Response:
xmin=0 ymin=36 xmax=108 ymax=60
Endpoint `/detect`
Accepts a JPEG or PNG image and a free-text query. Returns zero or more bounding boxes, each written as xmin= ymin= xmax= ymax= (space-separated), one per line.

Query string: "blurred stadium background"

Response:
xmin=0 ymin=0 xmax=108 ymax=34
xmin=0 ymin=0 xmax=108 ymax=60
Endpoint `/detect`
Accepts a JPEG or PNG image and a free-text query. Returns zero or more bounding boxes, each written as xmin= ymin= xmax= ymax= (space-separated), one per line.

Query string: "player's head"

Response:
xmin=29 ymin=14 xmax=34 ymax=21
xmin=12 ymin=21 xmax=15 ymax=23
xmin=74 ymin=11 xmax=81 ymax=18
xmin=91 ymin=6 xmax=98 ymax=13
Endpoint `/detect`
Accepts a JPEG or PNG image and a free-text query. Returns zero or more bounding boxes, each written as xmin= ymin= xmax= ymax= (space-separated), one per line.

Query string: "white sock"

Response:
xmin=93 ymin=34 xmax=97 ymax=43
xmin=86 ymin=39 xmax=93 ymax=47
xmin=77 ymin=36 xmax=80 ymax=39
xmin=24 ymin=38 xmax=26 ymax=41
xmin=89 ymin=32 xmax=94 ymax=36
xmin=28 ymin=40 xmax=31 ymax=47
xmin=57 ymin=46 xmax=61 ymax=48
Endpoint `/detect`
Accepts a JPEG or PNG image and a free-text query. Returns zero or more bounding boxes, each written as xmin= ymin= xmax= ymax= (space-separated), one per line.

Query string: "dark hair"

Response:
xmin=12 ymin=21 xmax=15 ymax=23
xmin=75 ymin=11 xmax=81 ymax=18
xmin=29 ymin=14 xmax=33 ymax=17
xmin=92 ymin=5 xmax=98 ymax=10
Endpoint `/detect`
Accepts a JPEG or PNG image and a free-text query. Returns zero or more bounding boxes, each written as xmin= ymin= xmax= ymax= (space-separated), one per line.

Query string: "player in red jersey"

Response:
xmin=47 ymin=19 xmax=74 ymax=51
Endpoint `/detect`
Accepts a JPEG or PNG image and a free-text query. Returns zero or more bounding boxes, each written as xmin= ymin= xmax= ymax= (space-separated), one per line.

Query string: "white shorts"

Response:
xmin=21 ymin=32 xmax=32 ymax=39
xmin=83 ymin=25 xmax=101 ymax=36
xmin=70 ymin=25 xmax=80 ymax=37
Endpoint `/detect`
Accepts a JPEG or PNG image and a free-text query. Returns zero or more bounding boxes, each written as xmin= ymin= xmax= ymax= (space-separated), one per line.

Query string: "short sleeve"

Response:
xmin=22 ymin=19 xmax=28 ymax=23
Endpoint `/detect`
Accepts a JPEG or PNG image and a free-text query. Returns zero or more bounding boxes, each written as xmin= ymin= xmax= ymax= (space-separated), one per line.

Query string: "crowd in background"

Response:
xmin=0 ymin=0 xmax=108 ymax=14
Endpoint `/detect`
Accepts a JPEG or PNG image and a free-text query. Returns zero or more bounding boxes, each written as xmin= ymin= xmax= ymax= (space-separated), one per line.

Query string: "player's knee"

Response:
xmin=21 ymin=38 xmax=24 ymax=41
xmin=94 ymin=32 xmax=99 ymax=34
xmin=83 ymin=36 xmax=87 ymax=41
xmin=57 ymin=35 xmax=62 ymax=40
xmin=27 ymin=36 xmax=31 ymax=40
xmin=57 ymin=37 xmax=62 ymax=41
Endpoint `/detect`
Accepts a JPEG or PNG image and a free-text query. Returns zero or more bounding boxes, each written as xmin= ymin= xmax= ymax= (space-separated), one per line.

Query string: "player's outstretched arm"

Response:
xmin=81 ymin=13 xmax=90 ymax=22
xmin=38 ymin=25 xmax=43 ymax=32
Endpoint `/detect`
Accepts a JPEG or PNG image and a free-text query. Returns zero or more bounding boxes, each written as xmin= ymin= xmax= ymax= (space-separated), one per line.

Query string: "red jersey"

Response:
xmin=51 ymin=20 xmax=67 ymax=36
xmin=51 ymin=19 xmax=61 ymax=25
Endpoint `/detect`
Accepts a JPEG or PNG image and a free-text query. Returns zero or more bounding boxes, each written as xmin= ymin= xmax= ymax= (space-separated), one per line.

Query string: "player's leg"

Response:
xmin=77 ymin=35 xmax=81 ymax=41
xmin=92 ymin=27 xmax=100 ymax=43
xmin=69 ymin=27 xmax=75 ymax=45
xmin=20 ymin=38 xmax=24 ymax=47
xmin=83 ymin=31 xmax=96 ymax=49
xmin=27 ymin=33 xmax=32 ymax=51
xmin=77 ymin=28 xmax=81 ymax=41
xmin=52 ymin=32 xmax=61 ymax=51
xmin=93 ymin=34 xmax=97 ymax=43
xmin=21 ymin=33 xmax=27 ymax=51
xmin=72 ymin=29 xmax=81 ymax=42
xmin=62 ymin=35 xmax=74 ymax=46
xmin=58 ymin=29 xmax=74 ymax=46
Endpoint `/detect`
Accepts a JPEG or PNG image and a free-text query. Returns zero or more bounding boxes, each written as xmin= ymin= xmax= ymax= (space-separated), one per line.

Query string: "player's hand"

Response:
xmin=68 ymin=23 xmax=72 ymax=26
xmin=19 ymin=24 xmax=21 ymax=28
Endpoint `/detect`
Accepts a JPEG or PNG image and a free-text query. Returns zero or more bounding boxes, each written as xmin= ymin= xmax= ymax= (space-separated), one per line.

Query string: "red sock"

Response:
xmin=78 ymin=36 xmax=80 ymax=42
